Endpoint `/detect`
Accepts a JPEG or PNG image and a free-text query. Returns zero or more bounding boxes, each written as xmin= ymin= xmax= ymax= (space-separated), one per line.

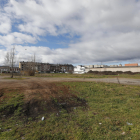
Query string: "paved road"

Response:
xmin=1 ymin=76 xmax=140 ymax=85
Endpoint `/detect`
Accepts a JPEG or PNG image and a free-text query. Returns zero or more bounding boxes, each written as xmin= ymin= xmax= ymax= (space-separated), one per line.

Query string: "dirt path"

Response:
xmin=1 ymin=76 xmax=140 ymax=88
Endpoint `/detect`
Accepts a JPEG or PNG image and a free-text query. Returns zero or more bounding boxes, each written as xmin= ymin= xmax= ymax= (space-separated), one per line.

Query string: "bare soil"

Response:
xmin=0 ymin=76 xmax=87 ymax=118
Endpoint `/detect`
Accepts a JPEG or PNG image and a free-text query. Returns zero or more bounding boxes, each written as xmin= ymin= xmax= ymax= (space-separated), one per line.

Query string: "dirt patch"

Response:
xmin=0 ymin=81 xmax=87 ymax=118
xmin=23 ymin=82 xmax=87 ymax=118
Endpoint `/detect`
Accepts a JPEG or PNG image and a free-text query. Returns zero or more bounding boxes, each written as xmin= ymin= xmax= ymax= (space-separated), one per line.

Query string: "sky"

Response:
xmin=0 ymin=0 xmax=140 ymax=66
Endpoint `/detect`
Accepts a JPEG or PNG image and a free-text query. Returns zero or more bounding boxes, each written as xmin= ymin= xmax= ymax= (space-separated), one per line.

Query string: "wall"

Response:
xmin=85 ymin=67 xmax=140 ymax=73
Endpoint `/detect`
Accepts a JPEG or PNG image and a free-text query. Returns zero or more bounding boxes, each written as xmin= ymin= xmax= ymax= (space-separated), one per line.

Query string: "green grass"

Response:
xmin=35 ymin=73 xmax=140 ymax=79
xmin=1 ymin=73 xmax=140 ymax=79
xmin=1 ymin=82 xmax=140 ymax=139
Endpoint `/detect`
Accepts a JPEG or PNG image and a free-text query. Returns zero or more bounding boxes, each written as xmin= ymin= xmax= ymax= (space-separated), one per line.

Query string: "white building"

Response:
xmin=74 ymin=65 xmax=86 ymax=74
xmin=0 ymin=66 xmax=9 ymax=73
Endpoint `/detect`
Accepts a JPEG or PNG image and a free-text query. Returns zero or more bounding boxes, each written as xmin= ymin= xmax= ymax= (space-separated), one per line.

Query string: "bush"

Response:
xmin=87 ymin=70 xmax=140 ymax=75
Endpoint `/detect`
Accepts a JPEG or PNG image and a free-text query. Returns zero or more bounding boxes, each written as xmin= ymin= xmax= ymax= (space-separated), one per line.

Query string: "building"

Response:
xmin=94 ymin=65 xmax=109 ymax=68
xmin=0 ymin=66 xmax=9 ymax=73
xmin=85 ymin=63 xmax=140 ymax=73
xmin=19 ymin=61 xmax=74 ymax=73
xmin=0 ymin=66 xmax=20 ymax=73
xmin=125 ymin=63 xmax=138 ymax=67
xmin=85 ymin=66 xmax=140 ymax=73
xmin=9 ymin=67 xmax=20 ymax=73
xmin=74 ymin=65 xmax=86 ymax=74
xmin=49 ymin=64 xmax=74 ymax=73
xmin=110 ymin=65 xmax=118 ymax=67
xmin=85 ymin=65 xmax=94 ymax=68
xmin=59 ymin=64 xmax=74 ymax=73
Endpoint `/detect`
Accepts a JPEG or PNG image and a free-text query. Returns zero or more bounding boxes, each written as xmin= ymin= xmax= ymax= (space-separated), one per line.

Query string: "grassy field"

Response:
xmin=35 ymin=73 xmax=140 ymax=79
xmin=1 ymin=81 xmax=140 ymax=139
xmin=1 ymin=72 xmax=140 ymax=79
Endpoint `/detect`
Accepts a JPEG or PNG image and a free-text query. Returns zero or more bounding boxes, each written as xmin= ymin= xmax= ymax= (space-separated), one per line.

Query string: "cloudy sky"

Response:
xmin=0 ymin=0 xmax=140 ymax=66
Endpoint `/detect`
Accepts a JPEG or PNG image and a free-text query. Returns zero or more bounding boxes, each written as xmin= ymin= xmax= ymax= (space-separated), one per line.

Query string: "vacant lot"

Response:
xmin=1 ymin=77 xmax=140 ymax=139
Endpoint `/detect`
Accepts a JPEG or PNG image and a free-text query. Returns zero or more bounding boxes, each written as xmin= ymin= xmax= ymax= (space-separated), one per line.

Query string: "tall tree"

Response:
xmin=5 ymin=46 xmax=16 ymax=78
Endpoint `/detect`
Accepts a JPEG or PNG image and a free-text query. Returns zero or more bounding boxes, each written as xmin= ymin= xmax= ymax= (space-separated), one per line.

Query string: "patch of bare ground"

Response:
xmin=0 ymin=81 xmax=87 ymax=119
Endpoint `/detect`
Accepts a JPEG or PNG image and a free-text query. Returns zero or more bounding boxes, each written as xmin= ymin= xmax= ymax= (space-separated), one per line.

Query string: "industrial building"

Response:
xmin=85 ymin=63 xmax=140 ymax=73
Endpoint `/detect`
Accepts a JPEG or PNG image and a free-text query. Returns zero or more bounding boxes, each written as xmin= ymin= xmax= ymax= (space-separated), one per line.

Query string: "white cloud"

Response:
xmin=1 ymin=0 xmax=140 ymax=65
xmin=0 ymin=32 xmax=37 ymax=46
xmin=0 ymin=49 xmax=6 ymax=65
xmin=4 ymin=0 xmax=140 ymax=36
xmin=0 ymin=12 xmax=11 ymax=34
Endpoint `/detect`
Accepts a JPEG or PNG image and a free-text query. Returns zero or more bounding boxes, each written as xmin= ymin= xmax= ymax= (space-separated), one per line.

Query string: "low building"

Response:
xmin=0 ymin=66 xmax=10 ymax=73
xmin=110 ymin=65 xmax=118 ymax=67
xmin=74 ymin=65 xmax=85 ymax=74
xmin=125 ymin=63 xmax=138 ymax=67
xmin=10 ymin=67 xmax=20 ymax=73
xmin=85 ymin=66 xmax=140 ymax=73
xmin=85 ymin=65 xmax=94 ymax=68
xmin=0 ymin=66 xmax=20 ymax=73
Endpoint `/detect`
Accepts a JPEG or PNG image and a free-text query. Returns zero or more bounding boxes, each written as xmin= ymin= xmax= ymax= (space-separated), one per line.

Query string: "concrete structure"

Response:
xmin=85 ymin=66 xmax=140 ymax=73
xmin=125 ymin=63 xmax=138 ymax=67
xmin=74 ymin=65 xmax=86 ymax=74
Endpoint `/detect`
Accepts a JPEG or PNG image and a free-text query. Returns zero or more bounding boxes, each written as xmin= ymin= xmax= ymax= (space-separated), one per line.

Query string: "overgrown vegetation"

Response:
xmin=1 ymin=81 xmax=140 ymax=139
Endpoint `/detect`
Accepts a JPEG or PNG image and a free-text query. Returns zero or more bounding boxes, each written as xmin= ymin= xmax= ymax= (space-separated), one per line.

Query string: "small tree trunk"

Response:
xmin=11 ymin=67 xmax=14 ymax=78
xmin=11 ymin=71 xmax=13 ymax=78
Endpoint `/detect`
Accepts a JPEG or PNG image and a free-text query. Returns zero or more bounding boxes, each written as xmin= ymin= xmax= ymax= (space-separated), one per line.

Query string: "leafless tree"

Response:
xmin=5 ymin=46 xmax=16 ymax=78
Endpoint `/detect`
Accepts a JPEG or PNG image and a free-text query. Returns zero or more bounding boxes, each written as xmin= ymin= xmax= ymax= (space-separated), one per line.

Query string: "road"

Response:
xmin=1 ymin=76 xmax=140 ymax=86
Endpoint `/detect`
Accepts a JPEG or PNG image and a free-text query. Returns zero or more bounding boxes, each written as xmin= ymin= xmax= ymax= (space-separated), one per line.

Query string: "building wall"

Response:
xmin=0 ymin=66 xmax=10 ymax=73
xmin=50 ymin=64 xmax=74 ymax=73
xmin=125 ymin=63 xmax=138 ymax=67
xmin=0 ymin=66 xmax=20 ymax=73
xmin=19 ymin=62 xmax=74 ymax=73
xmin=85 ymin=67 xmax=140 ymax=73
xmin=10 ymin=67 xmax=20 ymax=73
